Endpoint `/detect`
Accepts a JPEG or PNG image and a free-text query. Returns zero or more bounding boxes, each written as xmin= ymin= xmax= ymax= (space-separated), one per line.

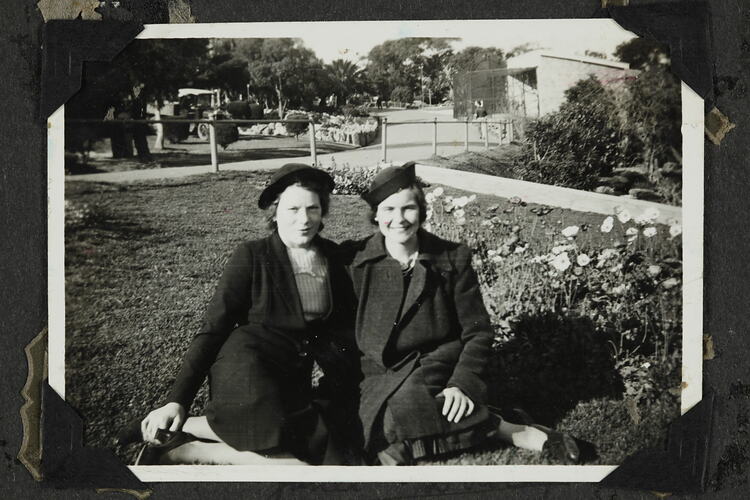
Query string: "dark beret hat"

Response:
xmin=361 ymin=161 xmax=417 ymax=207
xmin=258 ymin=163 xmax=335 ymax=209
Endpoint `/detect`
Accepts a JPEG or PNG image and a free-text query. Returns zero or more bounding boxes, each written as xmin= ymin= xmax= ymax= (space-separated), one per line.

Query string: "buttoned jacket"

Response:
xmin=167 ymin=232 xmax=358 ymax=409
xmin=345 ymin=230 xmax=494 ymax=447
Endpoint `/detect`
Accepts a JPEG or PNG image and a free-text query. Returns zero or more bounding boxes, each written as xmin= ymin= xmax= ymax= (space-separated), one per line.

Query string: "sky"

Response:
xmin=145 ymin=19 xmax=638 ymax=64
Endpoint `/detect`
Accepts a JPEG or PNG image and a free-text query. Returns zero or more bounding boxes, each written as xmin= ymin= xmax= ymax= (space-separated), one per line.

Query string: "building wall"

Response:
xmin=536 ymin=56 xmax=635 ymax=115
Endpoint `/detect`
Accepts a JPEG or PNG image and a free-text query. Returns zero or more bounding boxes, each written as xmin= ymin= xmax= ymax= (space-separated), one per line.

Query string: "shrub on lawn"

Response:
xmin=489 ymin=311 xmax=623 ymax=423
xmin=321 ymin=159 xmax=381 ymax=196
xmin=390 ymin=85 xmax=413 ymax=105
xmin=284 ymin=111 xmax=310 ymax=139
xmin=215 ymin=121 xmax=239 ymax=149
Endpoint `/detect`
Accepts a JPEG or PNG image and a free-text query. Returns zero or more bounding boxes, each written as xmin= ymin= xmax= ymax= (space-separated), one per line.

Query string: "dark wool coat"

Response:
xmin=166 ymin=232 xmax=359 ymax=460
xmin=346 ymin=230 xmax=494 ymax=449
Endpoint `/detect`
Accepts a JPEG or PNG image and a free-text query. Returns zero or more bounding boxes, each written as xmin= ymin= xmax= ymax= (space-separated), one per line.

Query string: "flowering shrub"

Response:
xmin=320 ymin=158 xmax=381 ymax=196
xmin=315 ymin=113 xmax=379 ymax=145
xmin=422 ymin=186 xmax=683 ymax=410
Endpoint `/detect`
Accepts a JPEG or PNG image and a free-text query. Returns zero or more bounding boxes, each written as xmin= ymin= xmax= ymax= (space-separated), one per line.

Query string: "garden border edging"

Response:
xmin=414 ymin=163 xmax=682 ymax=225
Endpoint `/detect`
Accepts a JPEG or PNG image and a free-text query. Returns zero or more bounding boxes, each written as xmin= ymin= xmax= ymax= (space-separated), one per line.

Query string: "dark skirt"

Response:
xmin=203 ymin=327 xmax=357 ymax=464
xmin=372 ymin=393 xmax=498 ymax=464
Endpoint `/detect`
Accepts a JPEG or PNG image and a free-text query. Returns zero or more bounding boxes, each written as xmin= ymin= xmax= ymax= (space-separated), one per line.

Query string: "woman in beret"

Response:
xmin=348 ymin=162 xmax=580 ymax=465
xmin=124 ymin=164 xmax=360 ymax=465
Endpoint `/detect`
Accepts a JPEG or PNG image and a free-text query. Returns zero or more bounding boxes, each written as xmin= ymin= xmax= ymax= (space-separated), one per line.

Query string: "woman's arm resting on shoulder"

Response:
xmin=141 ymin=402 xmax=186 ymax=443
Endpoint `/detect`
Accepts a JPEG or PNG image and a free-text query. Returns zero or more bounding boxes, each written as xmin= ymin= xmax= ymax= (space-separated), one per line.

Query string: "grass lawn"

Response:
xmin=65 ymin=170 xmax=680 ymax=465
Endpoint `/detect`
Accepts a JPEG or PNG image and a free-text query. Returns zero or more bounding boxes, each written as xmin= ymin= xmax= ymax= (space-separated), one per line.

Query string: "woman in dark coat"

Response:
xmin=348 ymin=162 xmax=580 ymax=465
xmin=131 ymin=163 xmax=360 ymax=465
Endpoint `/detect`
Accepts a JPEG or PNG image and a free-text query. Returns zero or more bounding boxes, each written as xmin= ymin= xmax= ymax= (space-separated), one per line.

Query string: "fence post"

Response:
xmin=432 ymin=118 xmax=438 ymax=156
xmin=308 ymin=120 xmax=317 ymax=166
xmin=484 ymin=120 xmax=489 ymax=150
xmin=464 ymin=118 xmax=469 ymax=152
xmin=381 ymin=117 xmax=388 ymax=163
xmin=508 ymin=120 xmax=515 ymax=142
xmin=208 ymin=119 xmax=219 ymax=173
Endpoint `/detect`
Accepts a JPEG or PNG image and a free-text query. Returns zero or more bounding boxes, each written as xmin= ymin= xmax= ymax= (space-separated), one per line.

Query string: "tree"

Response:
xmin=194 ymin=40 xmax=251 ymax=98
xmin=235 ymin=38 xmax=326 ymax=118
xmin=448 ymin=46 xmax=505 ymax=76
xmin=365 ymin=38 xmax=453 ymax=104
xmin=67 ymin=39 xmax=211 ymax=159
xmin=326 ymin=59 xmax=365 ymax=106
xmin=623 ymin=64 xmax=681 ymax=176
xmin=506 ymin=42 xmax=541 ymax=59
xmin=613 ymin=38 xmax=670 ymax=70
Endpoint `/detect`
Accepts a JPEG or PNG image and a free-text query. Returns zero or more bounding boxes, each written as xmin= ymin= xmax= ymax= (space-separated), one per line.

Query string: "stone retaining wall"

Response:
xmin=414 ymin=163 xmax=682 ymax=224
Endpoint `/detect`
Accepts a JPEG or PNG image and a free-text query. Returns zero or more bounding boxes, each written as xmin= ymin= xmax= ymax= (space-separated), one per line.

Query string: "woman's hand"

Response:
xmin=141 ymin=402 xmax=186 ymax=444
xmin=438 ymin=387 xmax=475 ymax=424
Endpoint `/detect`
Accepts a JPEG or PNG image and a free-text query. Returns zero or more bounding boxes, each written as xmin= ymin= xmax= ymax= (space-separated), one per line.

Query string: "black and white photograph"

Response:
xmin=50 ymin=19 xmax=702 ymax=481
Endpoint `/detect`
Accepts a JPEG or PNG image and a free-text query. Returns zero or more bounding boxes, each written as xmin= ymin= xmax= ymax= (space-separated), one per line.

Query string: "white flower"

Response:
xmin=669 ymin=221 xmax=682 ymax=239
xmin=514 ymin=244 xmax=528 ymax=254
xmin=551 ymin=244 xmax=575 ymax=255
xmin=530 ymin=255 xmax=548 ymax=264
xmin=637 ymin=207 xmax=661 ymax=224
xmin=600 ymin=216 xmax=614 ymax=233
xmin=598 ymin=248 xmax=619 ymax=262
xmin=610 ymin=283 xmax=629 ymax=295
xmin=642 ymin=227 xmax=657 ymax=238
xmin=487 ymin=249 xmax=497 ymax=257
xmin=452 ymin=196 xmax=471 ymax=208
xmin=468 ymin=194 xmax=477 ymax=203
xmin=491 ymin=255 xmax=504 ymax=263
xmin=647 ymin=265 xmax=662 ymax=277
xmin=480 ymin=219 xmax=492 ymax=227
xmin=456 ymin=217 xmax=466 ymax=226
xmin=432 ymin=187 xmax=444 ymax=197
xmin=426 ymin=208 xmax=433 ymax=221
xmin=561 ymin=225 xmax=580 ymax=238
xmin=549 ymin=252 xmax=572 ymax=272
xmin=625 ymin=227 xmax=638 ymax=241
xmin=610 ymin=263 xmax=623 ymax=273
xmin=662 ymin=277 xmax=680 ymax=289
xmin=425 ymin=192 xmax=436 ymax=204
xmin=454 ymin=208 xmax=465 ymax=219
xmin=616 ymin=207 xmax=632 ymax=224
xmin=576 ymin=253 xmax=591 ymax=266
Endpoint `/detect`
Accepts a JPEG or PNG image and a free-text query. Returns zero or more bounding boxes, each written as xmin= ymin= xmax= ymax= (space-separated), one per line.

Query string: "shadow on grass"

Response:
xmin=489 ymin=312 xmax=624 ymax=428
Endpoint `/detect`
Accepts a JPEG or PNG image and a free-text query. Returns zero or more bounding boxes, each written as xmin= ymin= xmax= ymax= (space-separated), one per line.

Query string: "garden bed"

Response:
xmin=64 ymin=169 xmax=682 ymax=465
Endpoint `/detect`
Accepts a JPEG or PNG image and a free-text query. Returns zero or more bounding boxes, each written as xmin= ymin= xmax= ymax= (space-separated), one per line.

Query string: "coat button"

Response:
xmin=301 ymin=339 xmax=310 ymax=346
xmin=299 ymin=350 xmax=308 ymax=357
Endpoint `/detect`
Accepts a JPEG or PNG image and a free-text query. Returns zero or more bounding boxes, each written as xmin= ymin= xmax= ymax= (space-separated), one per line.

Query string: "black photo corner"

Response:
xmin=2 ymin=0 xmax=746 ymax=497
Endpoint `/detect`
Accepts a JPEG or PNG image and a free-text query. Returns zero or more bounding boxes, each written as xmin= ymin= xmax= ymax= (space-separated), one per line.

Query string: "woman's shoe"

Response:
xmin=116 ymin=417 xmax=144 ymax=446
xmin=537 ymin=426 xmax=580 ymax=465
xmin=133 ymin=430 xmax=197 ymax=465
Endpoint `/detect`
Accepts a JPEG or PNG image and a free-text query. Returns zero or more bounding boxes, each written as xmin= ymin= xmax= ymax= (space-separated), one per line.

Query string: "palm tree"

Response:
xmin=326 ymin=59 xmax=364 ymax=106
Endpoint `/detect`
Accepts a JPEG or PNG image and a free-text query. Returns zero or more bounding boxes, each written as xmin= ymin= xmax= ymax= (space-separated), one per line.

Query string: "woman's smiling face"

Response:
xmin=376 ymin=187 xmax=421 ymax=245
xmin=275 ymin=184 xmax=322 ymax=248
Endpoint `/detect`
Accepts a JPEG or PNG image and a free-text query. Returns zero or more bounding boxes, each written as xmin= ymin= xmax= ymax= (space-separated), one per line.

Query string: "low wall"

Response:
xmin=414 ymin=163 xmax=682 ymax=224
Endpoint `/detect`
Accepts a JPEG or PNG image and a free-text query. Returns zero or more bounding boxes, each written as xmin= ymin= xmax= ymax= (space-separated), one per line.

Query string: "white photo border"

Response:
xmin=47 ymin=20 xmax=704 ymax=482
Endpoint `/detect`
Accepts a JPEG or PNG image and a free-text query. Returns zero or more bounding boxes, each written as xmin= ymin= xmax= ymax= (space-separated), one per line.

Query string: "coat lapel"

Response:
xmin=266 ymin=232 xmax=306 ymax=329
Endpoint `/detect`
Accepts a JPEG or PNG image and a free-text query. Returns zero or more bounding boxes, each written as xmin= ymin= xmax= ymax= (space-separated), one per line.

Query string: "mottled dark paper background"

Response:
xmin=2 ymin=0 xmax=749 ymax=497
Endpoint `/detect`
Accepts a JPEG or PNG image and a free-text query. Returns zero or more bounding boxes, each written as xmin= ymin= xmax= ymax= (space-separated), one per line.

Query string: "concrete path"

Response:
xmin=69 ymin=108 xmax=497 ymax=183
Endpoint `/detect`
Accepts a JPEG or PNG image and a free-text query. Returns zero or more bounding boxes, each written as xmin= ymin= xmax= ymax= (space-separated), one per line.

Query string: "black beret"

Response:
xmin=361 ymin=161 xmax=417 ymax=207
xmin=258 ymin=163 xmax=335 ymax=209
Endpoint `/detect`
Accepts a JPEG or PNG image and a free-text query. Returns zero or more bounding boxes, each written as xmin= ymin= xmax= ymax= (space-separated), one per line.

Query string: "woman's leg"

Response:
xmin=181 ymin=415 xmax=220 ymax=442
xmin=160 ymin=441 xmax=308 ymax=465
xmin=496 ymin=420 xmax=548 ymax=452
xmin=178 ymin=415 xmax=309 ymax=464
